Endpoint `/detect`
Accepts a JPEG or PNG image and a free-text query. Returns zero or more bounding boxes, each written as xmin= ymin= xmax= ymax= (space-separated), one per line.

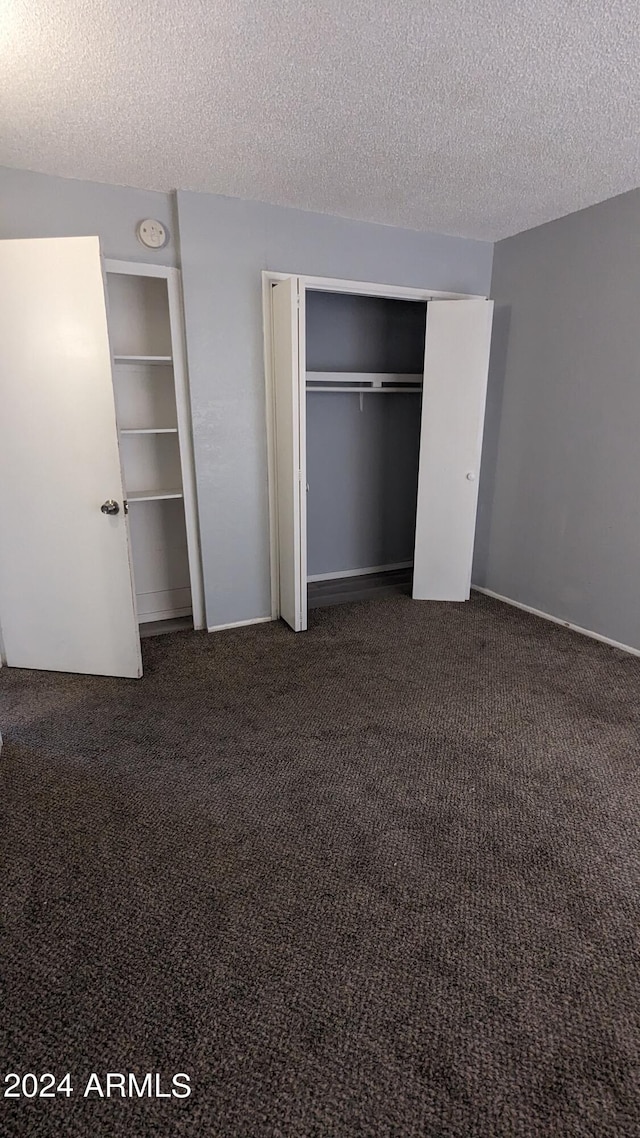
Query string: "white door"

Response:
xmin=271 ymin=277 xmax=307 ymax=631
xmin=413 ymin=299 xmax=494 ymax=601
xmin=0 ymin=237 xmax=142 ymax=677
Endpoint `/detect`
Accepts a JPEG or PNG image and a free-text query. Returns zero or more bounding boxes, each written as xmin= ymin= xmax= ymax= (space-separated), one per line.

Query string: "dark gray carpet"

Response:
xmin=1 ymin=593 xmax=640 ymax=1137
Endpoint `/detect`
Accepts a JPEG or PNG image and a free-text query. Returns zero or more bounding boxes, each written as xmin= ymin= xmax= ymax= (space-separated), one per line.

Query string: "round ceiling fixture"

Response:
xmin=136 ymin=219 xmax=168 ymax=249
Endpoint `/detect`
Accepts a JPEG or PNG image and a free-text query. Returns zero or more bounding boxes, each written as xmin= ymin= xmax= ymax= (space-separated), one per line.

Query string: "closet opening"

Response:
xmin=266 ymin=270 xmax=493 ymax=633
xmin=305 ymin=290 xmax=427 ymax=610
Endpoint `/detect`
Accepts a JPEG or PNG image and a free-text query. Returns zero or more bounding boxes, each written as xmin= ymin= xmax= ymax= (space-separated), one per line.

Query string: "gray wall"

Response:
xmin=306 ymin=290 xmax=427 ymax=373
xmin=306 ymin=292 xmax=425 ymax=577
xmin=4 ymin=166 xmax=638 ymax=645
xmin=474 ymin=188 xmax=640 ymax=650
xmin=176 ymin=190 xmax=493 ymax=627
xmin=0 ymin=166 xmax=493 ymax=629
xmin=0 ymin=166 xmax=178 ymax=266
xmin=307 ymin=392 xmax=422 ymax=576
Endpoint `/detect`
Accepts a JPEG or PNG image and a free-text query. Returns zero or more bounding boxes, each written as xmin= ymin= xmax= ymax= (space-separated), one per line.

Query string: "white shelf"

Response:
xmin=114 ymin=355 xmax=173 ymax=365
xmin=127 ymin=488 xmax=184 ymax=503
xmin=306 ymin=386 xmax=422 ymax=394
xmin=306 ymin=371 xmax=422 ymax=393
xmin=120 ymin=427 xmax=178 ymax=435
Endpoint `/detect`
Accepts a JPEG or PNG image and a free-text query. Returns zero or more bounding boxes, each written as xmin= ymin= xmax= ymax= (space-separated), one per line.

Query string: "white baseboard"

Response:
xmin=138 ymin=607 xmax=192 ymax=624
xmin=137 ymin=586 xmax=192 ymax=624
xmin=307 ymin=561 xmax=412 ymax=583
xmin=207 ymin=615 xmax=274 ymax=634
xmin=472 ymin=586 xmax=640 ymax=658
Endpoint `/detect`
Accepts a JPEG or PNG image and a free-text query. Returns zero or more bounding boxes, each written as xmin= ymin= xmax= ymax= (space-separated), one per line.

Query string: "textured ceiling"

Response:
xmin=2 ymin=0 xmax=640 ymax=240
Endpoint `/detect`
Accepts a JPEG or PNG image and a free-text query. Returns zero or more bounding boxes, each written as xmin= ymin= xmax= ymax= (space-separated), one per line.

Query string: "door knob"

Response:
xmin=466 ymin=472 xmax=476 ymax=481
xmin=101 ymin=499 xmax=120 ymax=515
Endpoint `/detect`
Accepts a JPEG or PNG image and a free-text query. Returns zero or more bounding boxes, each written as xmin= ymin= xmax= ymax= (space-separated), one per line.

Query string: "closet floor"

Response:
xmin=307 ymin=566 xmax=412 ymax=608
xmin=139 ymin=616 xmax=193 ymax=638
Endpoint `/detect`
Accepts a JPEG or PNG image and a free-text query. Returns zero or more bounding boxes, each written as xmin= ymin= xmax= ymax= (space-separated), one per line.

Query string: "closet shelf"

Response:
xmin=127 ymin=488 xmax=184 ymax=502
xmin=113 ymin=354 xmax=173 ymax=365
xmin=306 ymin=371 xmax=422 ymax=393
xmin=307 ymin=386 xmax=422 ymax=394
xmin=120 ymin=427 xmax=178 ymax=435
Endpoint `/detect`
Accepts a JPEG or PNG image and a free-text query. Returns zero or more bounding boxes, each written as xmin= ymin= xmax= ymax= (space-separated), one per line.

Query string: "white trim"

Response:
xmin=263 ymin=271 xmax=281 ymax=621
xmin=165 ymin=266 xmax=206 ymax=631
xmin=103 ymin=258 xmax=173 ymax=280
xmin=207 ymin=615 xmax=274 ymax=633
xmin=308 ymin=561 xmax=413 ymax=583
xmin=297 ymin=278 xmax=308 ymax=630
xmin=263 ymin=270 xmax=485 ymax=622
xmin=472 ymin=587 xmax=640 ymax=658
xmin=104 ymin=257 xmax=206 ymax=632
xmin=266 ymin=269 xmax=486 ymax=302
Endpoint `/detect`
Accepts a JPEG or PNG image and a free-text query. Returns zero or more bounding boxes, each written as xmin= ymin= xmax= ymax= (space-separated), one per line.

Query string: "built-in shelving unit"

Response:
xmin=106 ymin=262 xmax=203 ymax=629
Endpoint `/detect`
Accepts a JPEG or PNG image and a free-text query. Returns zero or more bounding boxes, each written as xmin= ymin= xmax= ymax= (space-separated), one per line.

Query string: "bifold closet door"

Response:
xmin=413 ymin=299 xmax=494 ymax=601
xmin=0 ymin=237 xmax=142 ymax=678
xmin=272 ymin=277 xmax=307 ymax=631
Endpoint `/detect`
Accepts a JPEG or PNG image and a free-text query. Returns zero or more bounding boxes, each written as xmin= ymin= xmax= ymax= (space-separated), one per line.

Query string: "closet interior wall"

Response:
xmin=305 ymin=291 xmax=427 ymax=601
